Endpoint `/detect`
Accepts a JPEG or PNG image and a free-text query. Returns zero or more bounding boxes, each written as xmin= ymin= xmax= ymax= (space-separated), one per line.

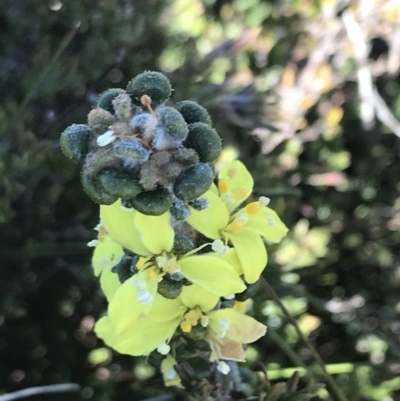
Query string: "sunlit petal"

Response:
xmin=100 ymin=265 xmax=121 ymax=302
xmin=92 ymin=235 xmax=124 ymax=276
xmin=94 ymin=316 xmax=116 ymax=348
xmin=180 ymin=284 xmax=220 ymax=312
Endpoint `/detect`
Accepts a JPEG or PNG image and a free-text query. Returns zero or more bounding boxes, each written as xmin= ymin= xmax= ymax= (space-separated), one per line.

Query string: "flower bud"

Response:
xmin=124 ymin=187 xmax=173 ymax=215
xmin=186 ymin=324 xmax=208 ymax=341
xmin=113 ymin=138 xmax=150 ymax=164
xmin=170 ymin=198 xmax=190 ymax=221
xmin=87 ymin=109 xmax=115 ymax=134
xmin=111 ymin=254 xmax=138 ymax=283
xmin=175 ymin=100 xmax=212 ymax=125
xmin=96 ymin=88 xmax=126 ymax=114
xmin=112 ymin=93 xmax=132 ymax=121
xmin=126 ymin=71 xmax=171 ymax=108
xmin=157 ymin=275 xmax=183 ymax=299
xmin=184 ymin=122 xmax=222 ymax=163
xmin=174 ymin=163 xmax=214 ymax=201
xmin=157 ymin=107 xmax=188 ymax=142
xmin=81 ymin=172 xmax=118 ymax=205
xmin=172 ymin=233 xmax=195 ymax=255
xmin=98 ymin=168 xmax=143 ymax=199
xmin=60 ymin=124 xmax=90 ymax=163
xmin=188 ymin=197 xmax=208 ymax=211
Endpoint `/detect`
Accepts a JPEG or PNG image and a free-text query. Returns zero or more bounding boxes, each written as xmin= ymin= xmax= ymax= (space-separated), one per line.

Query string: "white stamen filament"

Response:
xmin=200 ymin=315 xmax=209 ymax=327
xmin=132 ymin=278 xmax=147 ymax=292
xmin=156 ymin=256 xmax=168 ymax=268
xmin=165 ymin=366 xmax=178 ymax=380
xmin=267 ymin=216 xmax=276 ymax=226
xmin=235 ymin=214 xmax=248 ymax=225
xmin=87 ymin=239 xmax=98 ymax=247
xmin=224 ymin=294 xmax=235 ymax=300
xmin=211 ymin=240 xmax=230 ymax=256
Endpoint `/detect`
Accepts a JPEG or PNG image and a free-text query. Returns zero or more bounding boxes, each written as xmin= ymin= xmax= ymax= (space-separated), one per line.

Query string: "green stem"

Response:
xmin=260 ymin=278 xmax=349 ymax=401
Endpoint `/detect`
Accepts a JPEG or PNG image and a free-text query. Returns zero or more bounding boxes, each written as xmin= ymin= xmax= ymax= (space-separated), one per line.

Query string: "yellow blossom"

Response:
xmin=187 ymin=160 xmax=288 ymax=284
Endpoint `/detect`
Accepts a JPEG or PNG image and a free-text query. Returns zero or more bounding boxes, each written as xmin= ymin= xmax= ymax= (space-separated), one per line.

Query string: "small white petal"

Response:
xmin=87 ymin=239 xmax=99 ymax=247
xmin=259 ymin=196 xmax=271 ymax=206
xmin=217 ymin=361 xmax=230 ymax=375
xmin=157 ymin=342 xmax=171 ymax=355
xmin=97 ymin=130 xmax=115 ymax=146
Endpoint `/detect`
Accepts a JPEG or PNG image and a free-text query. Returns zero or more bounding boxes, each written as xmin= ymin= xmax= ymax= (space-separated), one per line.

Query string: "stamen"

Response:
xmin=137 ymin=290 xmax=153 ymax=304
xmin=216 ymin=318 xmax=230 ymax=338
xmin=228 ymin=221 xmax=244 ymax=234
xmin=259 ymin=196 xmax=271 ymax=206
xmin=224 ymin=294 xmax=235 ymax=300
xmin=227 ymin=167 xmax=238 ymax=179
xmin=267 ymin=216 xmax=276 ymax=226
xmin=200 ymin=315 xmax=209 ymax=327
xmin=87 ymin=239 xmax=98 ymax=247
xmin=246 ymin=202 xmax=261 ymax=215
xmin=184 ymin=310 xmax=199 ymax=326
xmin=218 ymin=179 xmax=229 ymax=194
xmin=211 ymin=240 xmax=230 ymax=256
xmin=180 ymin=321 xmax=192 ymax=333
xmin=147 ymin=268 xmax=158 ymax=281
xmin=156 ymin=256 xmax=168 ymax=268
xmin=136 ymin=257 xmax=146 ymax=269
xmin=157 ymin=342 xmax=171 ymax=355
xmin=217 ymin=361 xmax=230 ymax=375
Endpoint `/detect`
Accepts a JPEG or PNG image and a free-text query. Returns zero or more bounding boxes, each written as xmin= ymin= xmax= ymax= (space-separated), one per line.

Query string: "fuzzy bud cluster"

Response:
xmin=60 ymin=71 xmax=222 ymax=219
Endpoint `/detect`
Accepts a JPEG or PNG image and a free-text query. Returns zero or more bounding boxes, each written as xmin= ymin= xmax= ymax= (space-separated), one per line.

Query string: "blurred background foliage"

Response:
xmin=1 ymin=0 xmax=400 ymax=400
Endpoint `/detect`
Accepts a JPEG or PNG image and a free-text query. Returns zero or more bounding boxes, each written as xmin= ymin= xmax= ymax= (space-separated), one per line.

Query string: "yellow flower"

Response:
xmin=187 ymin=160 xmax=288 ymax=284
xmin=100 ymin=200 xmax=246 ymax=333
xmin=90 ymin=225 xmax=124 ymax=302
xmin=161 ymin=355 xmax=183 ymax=387
xmin=95 ymin=284 xmax=265 ymax=364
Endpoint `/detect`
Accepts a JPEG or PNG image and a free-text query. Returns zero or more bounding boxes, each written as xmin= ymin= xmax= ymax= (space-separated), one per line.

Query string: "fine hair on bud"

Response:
xmin=157 ymin=275 xmax=183 ymax=299
xmin=87 ymin=109 xmax=115 ymax=134
xmin=170 ymin=198 xmax=191 ymax=221
xmin=60 ymin=124 xmax=91 ymax=163
xmin=81 ymin=171 xmax=118 ymax=205
xmin=174 ymin=163 xmax=214 ymax=201
xmin=188 ymin=197 xmax=208 ymax=211
xmin=112 ymin=93 xmax=133 ymax=121
xmin=98 ymin=168 xmax=143 ymax=199
xmin=125 ymin=187 xmax=173 ymax=215
xmin=184 ymin=122 xmax=222 ymax=163
xmin=157 ymin=106 xmax=188 ymax=142
xmin=96 ymin=88 xmax=126 ymax=114
xmin=175 ymin=100 xmax=212 ymax=126
xmin=126 ymin=71 xmax=172 ymax=108
xmin=113 ymin=138 xmax=150 ymax=166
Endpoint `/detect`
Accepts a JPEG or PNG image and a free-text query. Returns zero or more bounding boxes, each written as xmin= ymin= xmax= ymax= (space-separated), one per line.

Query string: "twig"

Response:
xmin=0 ymin=384 xmax=80 ymax=401
xmin=260 ymin=278 xmax=349 ymax=401
xmin=138 ymin=395 xmax=174 ymax=401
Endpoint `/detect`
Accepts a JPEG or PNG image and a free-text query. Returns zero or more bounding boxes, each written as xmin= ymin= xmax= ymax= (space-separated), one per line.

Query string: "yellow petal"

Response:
xmin=213 ymin=338 xmax=246 ymax=361
xmin=134 ymin=211 xmax=174 ymax=254
xmin=100 ymin=201 xmax=150 ymax=256
xmin=219 ymin=160 xmax=253 ymax=211
xmin=244 ymin=207 xmax=288 ymax=243
xmin=92 ymin=235 xmax=124 ymax=276
xmin=219 ymin=248 xmax=243 ymax=276
xmin=226 ymin=230 xmax=267 ymax=284
xmin=108 ymin=270 xmax=158 ymax=333
xmin=150 ymin=294 xmax=186 ymax=322
xmin=161 ymin=355 xmax=183 ymax=387
xmin=100 ymin=266 xmax=121 ymax=302
xmin=209 ymin=182 xmax=219 ymax=195
xmin=179 ymin=255 xmax=246 ymax=296
xmin=180 ymin=284 xmax=220 ymax=312
xmin=186 ymin=190 xmax=229 ymax=239
xmin=209 ymin=308 xmax=267 ymax=344
xmin=95 ymin=316 xmax=116 ymax=348
xmin=115 ymin=317 xmax=181 ymax=356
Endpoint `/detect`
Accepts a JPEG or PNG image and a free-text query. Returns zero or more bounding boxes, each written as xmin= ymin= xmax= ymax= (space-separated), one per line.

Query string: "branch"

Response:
xmin=0 ymin=384 xmax=80 ymax=401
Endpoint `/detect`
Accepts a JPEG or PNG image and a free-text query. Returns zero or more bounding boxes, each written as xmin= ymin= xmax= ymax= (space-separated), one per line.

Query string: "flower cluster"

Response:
xmin=89 ymin=160 xmax=287 ymax=387
xmin=61 ymin=72 xmax=288 ymax=387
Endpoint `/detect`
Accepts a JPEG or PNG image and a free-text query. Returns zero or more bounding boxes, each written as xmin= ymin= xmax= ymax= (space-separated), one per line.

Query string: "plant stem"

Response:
xmin=0 ymin=384 xmax=80 ymax=401
xmin=260 ymin=278 xmax=349 ymax=401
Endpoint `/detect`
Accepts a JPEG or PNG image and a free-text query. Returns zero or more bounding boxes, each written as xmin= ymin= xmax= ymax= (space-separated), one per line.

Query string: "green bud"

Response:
xmin=60 ymin=124 xmax=90 ymax=163
xmin=111 ymin=254 xmax=138 ymax=283
xmin=81 ymin=172 xmax=118 ymax=205
xmin=113 ymin=139 xmax=150 ymax=162
xmin=175 ymin=100 xmax=212 ymax=125
xmin=172 ymin=233 xmax=195 ymax=255
xmin=174 ymin=163 xmax=214 ymax=201
xmin=170 ymin=198 xmax=190 ymax=221
xmin=235 ymin=280 xmax=259 ymax=302
xmin=87 ymin=109 xmax=115 ymax=134
xmin=157 ymin=275 xmax=183 ymax=299
xmin=124 ymin=187 xmax=173 ymax=215
xmin=170 ymin=148 xmax=199 ymax=167
xmin=98 ymin=168 xmax=143 ymax=199
xmin=184 ymin=122 xmax=222 ymax=163
xmin=96 ymin=88 xmax=126 ymax=114
xmin=126 ymin=71 xmax=171 ymax=108
xmin=188 ymin=197 xmax=208 ymax=211
xmin=157 ymin=107 xmax=188 ymax=142
xmin=187 ymin=324 xmax=208 ymax=341
xmin=220 ymin=298 xmax=235 ymax=309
